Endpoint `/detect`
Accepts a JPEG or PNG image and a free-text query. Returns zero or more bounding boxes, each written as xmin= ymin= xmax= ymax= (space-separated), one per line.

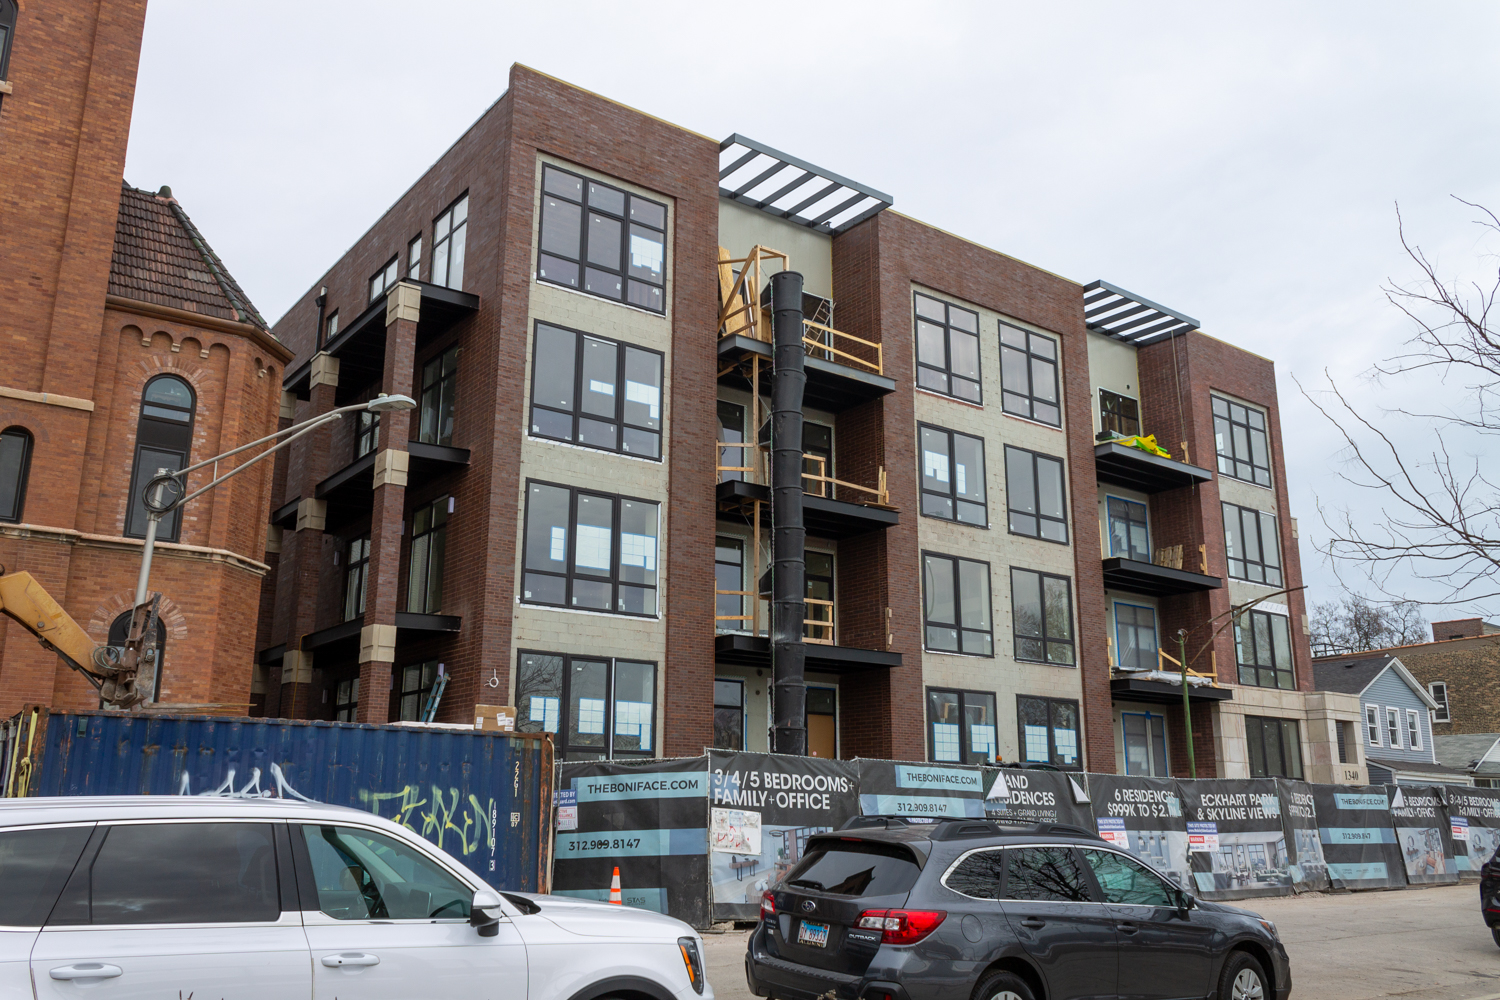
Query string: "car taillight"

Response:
xmin=761 ymin=891 xmax=776 ymax=919
xmin=855 ymin=908 xmax=946 ymax=945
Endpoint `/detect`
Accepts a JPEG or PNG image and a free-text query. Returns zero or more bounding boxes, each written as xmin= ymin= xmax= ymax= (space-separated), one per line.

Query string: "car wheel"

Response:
xmin=972 ymin=970 xmax=1036 ymax=1000
xmin=1219 ymin=952 xmax=1269 ymax=1000
xmin=1492 ymin=926 xmax=1500 ymax=949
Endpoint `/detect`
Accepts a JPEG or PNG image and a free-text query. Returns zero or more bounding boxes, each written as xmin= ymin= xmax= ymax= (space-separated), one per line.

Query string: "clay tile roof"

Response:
xmin=109 ymin=183 xmax=271 ymax=333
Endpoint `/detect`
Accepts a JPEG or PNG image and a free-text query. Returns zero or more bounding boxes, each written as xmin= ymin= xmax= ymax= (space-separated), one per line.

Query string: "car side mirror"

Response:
xmin=1175 ymin=889 xmax=1195 ymax=916
xmin=471 ymin=889 xmax=504 ymax=937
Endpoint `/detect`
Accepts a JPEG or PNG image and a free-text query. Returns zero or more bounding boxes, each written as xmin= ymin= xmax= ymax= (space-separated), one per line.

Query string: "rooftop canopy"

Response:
xmin=1083 ymin=279 xmax=1199 ymax=346
xmin=718 ymin=134 xmax=892 ymax=235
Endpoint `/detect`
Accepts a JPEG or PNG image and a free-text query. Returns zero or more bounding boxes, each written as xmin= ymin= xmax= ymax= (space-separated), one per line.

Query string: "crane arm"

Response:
xmin=0 ymin=570 xmax=151 ymax=707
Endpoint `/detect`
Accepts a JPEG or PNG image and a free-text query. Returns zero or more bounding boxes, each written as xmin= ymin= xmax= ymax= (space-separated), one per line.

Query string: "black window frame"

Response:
xmin=1234 ymin=608 xmax=1295 ymax=690
xmin=368 ymin=255 xmax=399 ymax=303
xmin=528 ymin=321 xmax=664 ymax=460
xmin=1222 ymin=502 xmax=1282 ymax=586
xmin=125 ymin=374 xmax=196 ymax=543
xmin=417 ymin=343 xmax=459 ymax=446
xmin=406 ymin=495 xmax=449 ymax=614
xmin=714 ymin=534 xmax=748 ymax=631
xmin=1212 ymin=395 xmax=1273 ymax=487
xmin=913 ymin=292 xmax=983 ymax=404
xmin=1017 ymin=694 xmax=1082 ymax=769
xmin=713 ymin=677 xmax=745 ymax=751
xmin=999 ymin=322 xmax=1062 ymax=427
xmin=925 ymin=687 xmax=999 ymax=765
xmin=324 ymin=310 xmax=339 ymax=341
xmin=431 ymin=192 xmax=469 ymax=291
xmin=1105 ymin=495 xmax=1151 ymax=561
xmin=342 ymin=534 xmax=370 ymax=623
xmin=536 ymin=164 xmax=668 ymax=314
xmin=1245 ymin=715 xmax=1303 ymax=779
xmin=0 ymin=425 xmax=33 ymax=523
xmin=398 ymin=659 xmax=440 ymax=722
xmin=333 ymin=676 xmax=359 ymax=723
xmin=1430 ymin=682 xmax=1450 ymax=723
xmin=1099 ymin=388 xmax=1140 ymax=438
xmin=1113 ymin=601 xmax=1158 ymax=671
xmin=515 ymin=650 xmax=658 ymax=760
xmin=407 ymin=233 xmax=423 ymax=280
xmin=1010 ymin=568 xmax=1076 ymax=666
xmin=354 ymin=407 xmax=379 ymax=459
xmin=1004 ymin=445 xmax=1068 ymax=543
xmin=0 ymin=0 xmax=16 ymax=84
xmin=918 ymin=423 xmax=987 ymax=526
xmin=520 ymin=480 xmax=660 ymax=618
xmin=921 ymin=551 xmax=994 ymax=657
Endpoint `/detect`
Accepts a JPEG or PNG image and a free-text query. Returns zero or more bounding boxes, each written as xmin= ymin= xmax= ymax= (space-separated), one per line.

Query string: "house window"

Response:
xmin=715 ymin=536 xmax=748 ymax=631
xmin=1366 ymin=704 xmax=1381 ymax=746
xmin=537 ymin=165 xmax=667 ymax=313
xmin=515 ymin=651 xmax=656 ymax=760
xmin=0 ymin=426 xmax=33 ymax=523
xmin=913 ymin=293 xmax=982 ymax=403
xmin=806 ymin=550 xmax=834 ymax=643
xmin=1004 ymin=446 xmax=1067 ymax=542
xmin=407 ymin=234 xmax=422 ymax=280
xmin=1245 ymin=716 xmax=1302 ymax=779
xmin=1106 ymin=497 xmax=1150 ymax=561
xmin=125 ymin=375 xmax=196 ymax=542
xmin=713 ymin=678 xmax=745 ymax=751
xmin=1099 ymin=389 xmax=1140 ymax=438
xmin=325 ymin=311 xmax=339 ymax=341
xmin=406 ymin=496 xmax=449 ymax=614
xmin=1212 ymin=395 xmax=1272 ymax=487
xmin=1122 ymin=711 xmax=1168 ymax=776
xmin=343 ymin=535 xmax=370 ymax=622
xmin=1000 ymin=323 xmax=1061 ymax=426
xmin=1406 ymin=709 xmax=1422 ymax=750
xmin=0 ymin=0 xmax=15 ymax=82
xmin=1011 ymin=568 xmax=1075 ymax=666
xmin=1429 ymin=682 xmax=1450 ymax=723
xmin=522 ymin=482 xmax=659 ymax=616
xmin=919 ymin=424 xmax=986 ymax=525
xmin=1234 ymin=609 xmax=1295 ymax=689
xmin=398 ymin=661 xmax=439 ymax=722
xmin=1114 ymin=603 xmax=1158 ymax=671
xmin=927 ymin=688 xmax=998 ymax=764
xmin=717 ymin=401 xmax=747 ymax=482
xmin=529 ymin=323 xmax=663 ymax=459
xmin=333 ymin=677 xmax=359 ymax=723
xmin=921 ymin=553 xmax=992 ymax=656
xmin=368 ymin=256 xmax=399 ymax=302
xmin=1386 ymin=707 xmax=1402 ymax=748
xmin=431 ymin=193 xmax=469 ymax=290
xmin=1017 ymin=695 xmax=1081 ymax=769
xmin=1222 ymin=503 xmax=1282 ymax=586
xmin=418 ymin=344 xmax=459 ymax=446
xmin=355 ymin=409 xmax=379 ymax=459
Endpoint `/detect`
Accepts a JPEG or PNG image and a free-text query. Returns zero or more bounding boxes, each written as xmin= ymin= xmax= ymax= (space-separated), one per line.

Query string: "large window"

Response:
xmin=1246 ymin=716 xmax=1302 ymax=779
xmin=1017 ymin=695 xmax=1081 ymax=769
xmin=522 ymin=482 xmax=659 ymax=616
xmin=0 ymin=426 xmax=32 ymax=522
xmin=368 ymin=256 xmax=399 ymax=302
xmin=1235 ymin=609 xmax=1294 ymax=689
xmin=714 ymin=678 xmax=745 ymax=750
xmin=913 ymin=293 xmax=981 ymax=403
xmin=1114 ymin=603 xmax=1158 ymax=670
xmin=431 ymin=193 xmax=469 ymax=290
xmin=406 ymin=496 xmax=449 ymax=614
xmin=537 ymin=165 xmax=667 ymax=313
xmin=715 ymin=536 xmax=749 ymax=631
xmin=806 ymin=550 xmax=834 ymax=643
xmin=1011 ymin=568 xmax=1075 ymax=665
xmin=1106 ymin=496 xmax=1150 ymax=561
xmin=1004 ymin=446 xmax=1067 ymax=542
xmin=333 ymin=676 xmax=359 ymax=722
xmin=1121 ymin=710 xmax=1169 ymax=776
xmin=919 ymin=425 xmax=986 ymax=525
xmin=1212 ymin=395 xmax=1272 ymax=487
xmin=1000 ymin=323 xmax=1061 ymax=426
xmin=1223 ymin=503 xmax=1282 ymax=586
xmin=355 ymin=408 xmax=379 ymax=459
xmin=529 ymin=323 xmax=663 ymax=459
xmin=418 ymin=344 xmax=459 ymax=446
xmin=1430 ymin=682 xmax=1450 ymax=723
xmin=0 ymin=1 xmax=15 ymax=84
xmin=398 ymin=660 xmax=439 ymax=722
xmin=125 ymin=375 xmax=195 ymax=542
xmin=343 ymin=535 xmax=370 ymax=622
xmin=922 ymin=553 xmax=992 ymax=656
xmin=717 ymin=401 xmax=747 ymax=482
xmin=1366 ymin=704 xmax=1381 ymax=746
xmin=1099 ymin=389 xmax=1140 ymax=438
xmin=926 ymin=688 xmax=997 ymax=764
xmin=515 ymin=651 xmax=656 ymax=759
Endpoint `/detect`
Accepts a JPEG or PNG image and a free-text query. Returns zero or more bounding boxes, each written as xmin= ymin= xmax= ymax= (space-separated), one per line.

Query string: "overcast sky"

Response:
xmin=123 ymin=1 xmax=1500 ymax=624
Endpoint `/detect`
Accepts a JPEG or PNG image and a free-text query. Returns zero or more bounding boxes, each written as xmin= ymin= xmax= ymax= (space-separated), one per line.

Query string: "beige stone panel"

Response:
xmin=1084 ymin=331 xmax=1143 ymax=438
xmin=1219 ymin=473 xmax=1277 ymax=513
xmin=716 ymin=199 xmax=834 ymax=301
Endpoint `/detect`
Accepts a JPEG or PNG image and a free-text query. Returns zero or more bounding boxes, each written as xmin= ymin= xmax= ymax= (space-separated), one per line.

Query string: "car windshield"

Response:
xmin=781 ymin=841 xmax=921 ymax=898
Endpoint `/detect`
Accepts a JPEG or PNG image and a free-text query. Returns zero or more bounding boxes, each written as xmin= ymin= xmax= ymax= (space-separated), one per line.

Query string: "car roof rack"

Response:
xmin=837 ymin=815 xmax=1104 ymax=842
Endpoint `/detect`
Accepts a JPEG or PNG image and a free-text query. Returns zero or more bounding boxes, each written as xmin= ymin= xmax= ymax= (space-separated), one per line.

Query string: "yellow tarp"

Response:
xmin=1113 ymin=434 xmax=1172 ymax=459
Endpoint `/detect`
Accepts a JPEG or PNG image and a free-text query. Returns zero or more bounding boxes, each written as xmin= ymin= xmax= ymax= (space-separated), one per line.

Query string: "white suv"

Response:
xmin=0 ymin=795 xmax=711 ymax=1000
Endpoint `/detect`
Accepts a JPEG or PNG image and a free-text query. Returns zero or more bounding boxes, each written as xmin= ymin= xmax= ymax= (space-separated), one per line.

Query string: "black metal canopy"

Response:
xmin=1094 ymin=442 xmax=1214 ymax=494
xmin=716 ymin=479 xmax=898 ymax=540
xmin=719 ymin=134 xmax=892 ymax=235
xmin=714 ymin=633 xmax=900 ymax=673
xmin=1110 ymin=676 xmax=1233 ymax=705
xmin=1083 ymin=280 xmax=1199 ymax=346
xmin=1101 ymin=557 xmax=1222 ymax=597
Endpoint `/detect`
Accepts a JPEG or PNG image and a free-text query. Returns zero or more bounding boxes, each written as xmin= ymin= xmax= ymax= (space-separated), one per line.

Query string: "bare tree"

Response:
xmin=1300 ymin=198 xmax=1500 ymax=610
xmin=1309 ymin=592 xmax=1428 ymax=655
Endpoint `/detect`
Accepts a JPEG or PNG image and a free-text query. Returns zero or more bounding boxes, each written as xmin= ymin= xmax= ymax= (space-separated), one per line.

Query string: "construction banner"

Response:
xmin=551 ymin=757 xmax=711 ymax=928
xmin=1177 ymin=779 xmax=1292 ymax=900
xmin=1087 ymin=774 xmax=1194 ymax=892
xmin=981 ymin=767 xmax=1094 ymax=828
xmin=1444 ymin=785 xmax=1500 ymax=877
xmin=1310 ymin=784 xmax=1405 ymax=889
xmin=1388 ymin=785 xmax=1459 ymax=885
xmin=854 ymin=758 xmax=987 ymax=819
xmin=708 ymin=751 xmax=859 ymax=921
xmin=1275 ymin=778 xmax=1331 ymax=892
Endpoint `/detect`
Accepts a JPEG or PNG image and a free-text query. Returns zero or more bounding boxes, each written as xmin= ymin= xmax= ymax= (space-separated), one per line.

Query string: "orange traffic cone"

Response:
xmin=609 ymin=866 xmax=623 ymax=905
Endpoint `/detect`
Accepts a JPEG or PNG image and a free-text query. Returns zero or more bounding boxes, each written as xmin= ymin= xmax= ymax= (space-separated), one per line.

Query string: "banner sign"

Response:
xmin=855 ymin=759 xmax=985 ymax=819
xmin=1445 ymin=786 xmax=1500 ymax=876
xmin=1310 ymin=783 xmax=1405 ymax=889
xmin=981 ymin=767 xmax=1094 ymax=828
xmin=1388 ymin=785 xmax=1459 ymax=885
xmin=552 ymin=758 xmax=710 ymax=927
xmin=1275 ymin=778 xmax=1330 ymax=892
xmin=1178 ymin=779 xmax=1291 ymax=900
xmin=708 ymin=751 xmax=859 ymax=921
xmin=1087 ymin=775 xmax=1192 ymax=892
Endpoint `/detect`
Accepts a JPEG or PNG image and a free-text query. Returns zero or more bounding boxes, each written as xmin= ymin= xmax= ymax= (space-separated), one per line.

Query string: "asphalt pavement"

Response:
xmin=701 ymin=883 xmax=1500 ymax=1000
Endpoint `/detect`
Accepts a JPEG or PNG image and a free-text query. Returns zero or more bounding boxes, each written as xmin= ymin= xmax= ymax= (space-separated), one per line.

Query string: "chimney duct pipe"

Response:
xmin=769 ymin=270 xmax=807 ymax=756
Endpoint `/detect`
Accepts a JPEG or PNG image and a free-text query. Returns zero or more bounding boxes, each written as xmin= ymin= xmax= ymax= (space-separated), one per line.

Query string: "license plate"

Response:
xmin=797 ymin=920 xmax=830 ymax=947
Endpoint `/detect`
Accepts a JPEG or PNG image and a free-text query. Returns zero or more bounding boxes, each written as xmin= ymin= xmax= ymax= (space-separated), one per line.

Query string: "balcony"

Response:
xmin=300 ymin=611 xmax=462 ymax=661
xmin=1101 ymin=544 xmax=1221 ymax=597
xmin=1094 ymin=439 xmax=1213 ymax=494
xmin=1109 ymin=647 xmax=1233 ymax=705
xmin=715 ymin=444 xmax=898 ymax=539
xmin=316 ymin=441 xmax=470 ymax=532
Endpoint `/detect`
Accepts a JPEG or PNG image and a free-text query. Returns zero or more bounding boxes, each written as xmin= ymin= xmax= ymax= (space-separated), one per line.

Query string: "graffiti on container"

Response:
xmin=359 ymin=784 xmax=497 ymax=859
xmin=176 ymin=762 xmax=314 ymax=801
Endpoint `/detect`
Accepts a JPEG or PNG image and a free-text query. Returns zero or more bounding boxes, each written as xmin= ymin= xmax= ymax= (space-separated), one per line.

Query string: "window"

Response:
xmin=1011 ymin=568 xmax=1075 ymax=665
xmin=407 ymin=234 xmax=422 ymax=280
xmin=355 ymin=408 xmax=379 ymax=459
xmin=125 ymin=375 xmax=195 ymax=542
xmin=806 ymin=550 xmax=834 ymax=643
xmin=0 ymin=426 xmax=32 ymax=522
xmin=333 ymin=677 xmax=359 ymax=722
xmin=926 ymin=688 xmax=998 ymax=764
xmin=0 ymin=825 xmax=92 ymax=927
xmin=1017 ymin=695 xmax=1081 ymax=768
xmin=368 ymin=256 xmax=399 ymax=302
xmin=1406 ymin=709 xmax=1422 ymax=750
xmin=418 ymin=344 xmax=459 ymax=446
xmin=529 ymin=323 xmax=663 ymax=459
xmin=1106 ymin=496 xmax=1150 ymax=561
xmin=1429 ymin=682 xmax=1450 ymax=723
xmin=522 ymin=482 xmax=659 ymax=616
xmin=406 ymin=496 xmax=449 ymax=614
xmin=1082 ymin=849 xmax=1174 ymax=907
xmin=1234 ymin=609 xmax=1295 ymax=689
xmin=714 ymin=678 xmax=745 ymax=750
xmin=537 ymin=165 xmax=667 ymax=313
xmin=1005 ymin=446 xmax=1067 ymax=542
xmin=1099 ymin=389 xmax=1140 ymax=438
xmin=0 ymin=0 xmax=15 ymax=83
xmin=1366 ymin=704 xmax=1382 ymax=746
xmin=1114 ymin=603 xmax=1158 ymax=671
xmin=1212 ymin=395 xmax=1272 ymax=487
xmin=431 ymin=193 xmax=469 ymax=290
xmin=1121 ymin=710 xmax=1168 ymax=776
xmin=398 ymin=660 xmax=439 ymax=722
xmin=1002 ymin=847 xmax=1093 ymax=902
xmin=922 ymin=553 xmax=992 ymax=656
xmin=1386 ymin=707 xmax=1402 ymax=748
xmin=717 ymin=401 xmax=747 ymax=482
xmin=918 ymin=425 xmax=986 ymax=525
xmin=945 ymin=849 xmax=1006 ymax=899
xmin=1222 ymin=503 xmax=1282 ymax=586
xmin=343 ymin=535 xmax=370 ymax=622
xmin=715 ymin=536 xmax=750 ymax=631
xmin=913 ymin=293 xmax=981 ymax=403
xmin=325 ymin=310 xmax=340 ymax=341
xmin=515 ymin=651 xmax=656 ymax=759
xmin=1337 ymin=720 xmax=1350 ymax=764
xmin=782 ymin=841 xmax=922 ymax=899
xmin=1245 ymin=716 xmax=1302 ymax=778
xmin=1000 ymin=323 xmax=1061 ymax=426
xmin=299 ymin=824 xmax=469 ymax=921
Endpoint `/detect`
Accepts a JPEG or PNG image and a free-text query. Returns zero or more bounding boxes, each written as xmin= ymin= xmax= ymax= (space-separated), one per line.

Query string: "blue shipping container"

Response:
xmin=14 ymin=710 xmax=553 ymax=893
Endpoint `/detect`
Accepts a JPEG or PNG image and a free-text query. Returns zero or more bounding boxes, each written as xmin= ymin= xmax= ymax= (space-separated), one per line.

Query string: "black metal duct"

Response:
xmin=769 ymin=270 xmax=807 ymax=756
